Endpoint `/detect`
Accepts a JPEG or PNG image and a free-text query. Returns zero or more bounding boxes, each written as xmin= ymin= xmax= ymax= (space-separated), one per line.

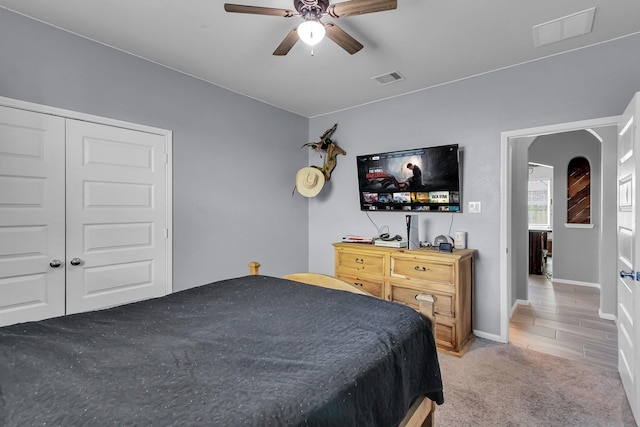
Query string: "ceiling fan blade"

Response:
xmin=273 ymin=28 xmax=299 ymax=56
xmin=324 ymin=22 xmax=363 ymax=55
xmin=224 ymin=4 xmax=296 ymax=17
xmin=328 ymin=0 xmax=397 ymax=18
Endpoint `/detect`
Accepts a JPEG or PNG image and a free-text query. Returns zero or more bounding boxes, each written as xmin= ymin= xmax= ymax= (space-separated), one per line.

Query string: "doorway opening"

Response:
xmin=528 ymin=163 xmax=553 ymax=278
xmin=501 ymin=120 xmax=619 ymax=366
xmin=499 ymin=117 xmax=619 ymax=344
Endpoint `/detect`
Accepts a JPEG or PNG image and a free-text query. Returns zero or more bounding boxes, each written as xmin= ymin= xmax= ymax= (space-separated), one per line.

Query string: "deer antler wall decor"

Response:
xmin=301 ymin=123 xmax=346 ymax=180
xmin=294 ymin=123 xmax=346 ymax=197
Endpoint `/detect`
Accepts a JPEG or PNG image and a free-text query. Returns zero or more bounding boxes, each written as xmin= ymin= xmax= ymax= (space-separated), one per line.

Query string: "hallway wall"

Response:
xmin=529 ymin=130 xmax=602 ymax=283
xmin=512 ymin=126 xmax=618 ymax=317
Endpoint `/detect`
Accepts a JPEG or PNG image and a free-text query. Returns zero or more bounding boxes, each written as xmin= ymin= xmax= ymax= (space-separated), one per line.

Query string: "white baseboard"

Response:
xmin=598 ymin=310 xmax=617 ymax=322
xmin=473 ymin=329 xmax=504 ymax=343
xmin=550 ymin=278 xmax=600 ymax=289
xmin=510 ymin=299 xmax=529 ymax=317
xmin=550 ymin=279 xmax=616 ymax=320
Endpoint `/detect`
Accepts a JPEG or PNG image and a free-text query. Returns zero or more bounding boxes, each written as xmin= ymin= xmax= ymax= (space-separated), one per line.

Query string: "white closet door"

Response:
xmin=0 ymin=106 xmax=66 ymax=327
xmin=65 ymin=119 xmax=168 ymax=314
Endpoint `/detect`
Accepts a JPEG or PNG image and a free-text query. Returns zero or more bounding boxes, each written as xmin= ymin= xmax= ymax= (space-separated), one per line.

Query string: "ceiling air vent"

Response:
xmin=372 ymin=71 xmax=404 ymax=85
xmin=533 ymin=7 xmax=596 ymax=47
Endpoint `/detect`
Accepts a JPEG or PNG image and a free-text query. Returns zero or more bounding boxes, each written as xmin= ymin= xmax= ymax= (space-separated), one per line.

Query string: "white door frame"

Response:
xmin=0 ymin=95 xmax=173 ymax=295
xmin=499 ymin=115 xmax=619 ymax=342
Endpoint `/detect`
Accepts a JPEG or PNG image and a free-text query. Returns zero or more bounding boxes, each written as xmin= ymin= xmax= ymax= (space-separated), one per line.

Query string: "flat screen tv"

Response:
xmin=356 ymin=144 xmax=461 ymax=212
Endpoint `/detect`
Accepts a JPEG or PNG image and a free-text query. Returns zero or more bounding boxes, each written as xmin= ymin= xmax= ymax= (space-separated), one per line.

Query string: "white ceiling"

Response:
xmin=2 ymin=1 xmax=640 ymax=118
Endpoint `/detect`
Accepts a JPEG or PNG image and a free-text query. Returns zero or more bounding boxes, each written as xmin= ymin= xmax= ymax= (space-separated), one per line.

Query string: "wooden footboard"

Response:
xmin=248 ymin=261 xmax=437 ymax=427
xmin=282 ymin=272 xmax=371 ymax=295
xmin=400 ymin=396 xmax=435 ymax=427
xmin=248 ymin=262 xmax=437 ymax=336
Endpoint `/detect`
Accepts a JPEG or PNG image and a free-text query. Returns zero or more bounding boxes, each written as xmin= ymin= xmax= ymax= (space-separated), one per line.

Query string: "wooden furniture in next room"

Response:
xmin=528 ymin=230 xmax=548 ymax=275
xmin=334 ymin=242 xmax=476 ymax=357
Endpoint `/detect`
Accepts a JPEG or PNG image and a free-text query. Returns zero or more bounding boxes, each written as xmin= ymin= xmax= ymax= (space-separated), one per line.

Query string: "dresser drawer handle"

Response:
xmin=415 ymin=265 xmax=427 ymax=271
xmin=355 ymin=258 xmax=364 ymax=264
xmin=354 ymin=282 xmax=364 ymax=287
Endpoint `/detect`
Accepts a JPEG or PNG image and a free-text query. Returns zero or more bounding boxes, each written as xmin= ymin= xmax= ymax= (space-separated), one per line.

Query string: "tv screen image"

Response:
xmin=356 ymin=144 xmax=461 ymax=212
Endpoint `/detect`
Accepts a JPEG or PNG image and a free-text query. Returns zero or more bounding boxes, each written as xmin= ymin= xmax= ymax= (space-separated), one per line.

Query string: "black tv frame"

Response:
xmin=356 ymin=144 xmax=461 ymax=212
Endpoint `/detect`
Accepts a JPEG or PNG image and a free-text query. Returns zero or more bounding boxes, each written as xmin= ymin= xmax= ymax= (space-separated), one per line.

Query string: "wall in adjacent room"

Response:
xmin=0 ymin=9 xmax=310 ymax=290
xmin=307 ymin=33 xmax=640 ymax=337
xmin=512 ymin=127 xmax=618 ymax=317
xmin=529 ymin=131 xmax=601 ymax=284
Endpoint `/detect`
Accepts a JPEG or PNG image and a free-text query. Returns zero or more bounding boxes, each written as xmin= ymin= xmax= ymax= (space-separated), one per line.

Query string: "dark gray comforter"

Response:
xmin=0 ymin=275 xmax=443 ymax=426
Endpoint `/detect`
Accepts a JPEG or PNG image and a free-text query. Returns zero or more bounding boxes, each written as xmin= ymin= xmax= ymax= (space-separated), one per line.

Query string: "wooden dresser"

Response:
xmin=333 ymin=242 xmax=475 ymax=357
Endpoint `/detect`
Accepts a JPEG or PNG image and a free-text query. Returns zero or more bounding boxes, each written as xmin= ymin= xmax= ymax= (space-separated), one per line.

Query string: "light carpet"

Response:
xmin=435 ymin=338 xmax=636 ymax=426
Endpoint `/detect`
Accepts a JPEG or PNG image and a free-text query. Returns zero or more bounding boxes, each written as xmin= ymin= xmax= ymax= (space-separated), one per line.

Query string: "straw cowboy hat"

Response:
xmin=295 ymin=167 xmax=325 ymax=197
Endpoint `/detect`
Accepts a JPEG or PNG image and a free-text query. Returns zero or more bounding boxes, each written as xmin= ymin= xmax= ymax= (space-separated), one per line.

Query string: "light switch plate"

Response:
xmin=468 ymin=201 xmax=481 ymax=213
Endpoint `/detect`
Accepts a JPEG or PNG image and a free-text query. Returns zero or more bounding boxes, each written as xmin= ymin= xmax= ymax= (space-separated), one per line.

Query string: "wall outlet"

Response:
xmin=468 ymin=201 xmax=481 ymax=213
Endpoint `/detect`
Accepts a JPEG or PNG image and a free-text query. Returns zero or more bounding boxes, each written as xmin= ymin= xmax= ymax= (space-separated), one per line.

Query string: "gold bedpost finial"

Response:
xmin=248 ymin=261 xmax=261 ymax=275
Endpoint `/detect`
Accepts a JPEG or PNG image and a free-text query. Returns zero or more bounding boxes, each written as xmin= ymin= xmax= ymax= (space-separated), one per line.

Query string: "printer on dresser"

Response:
xmin=333 ymin=242 xmax=476 ymax=357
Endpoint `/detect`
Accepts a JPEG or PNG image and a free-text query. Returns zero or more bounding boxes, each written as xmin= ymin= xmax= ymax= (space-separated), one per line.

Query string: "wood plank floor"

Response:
xmin=509 ymin=257 xmax=618 ymax=371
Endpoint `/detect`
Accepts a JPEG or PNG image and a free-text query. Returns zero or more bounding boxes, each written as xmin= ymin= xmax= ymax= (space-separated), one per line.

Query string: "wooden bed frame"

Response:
xmin=248 ymin=262 xmax=437 ymax=427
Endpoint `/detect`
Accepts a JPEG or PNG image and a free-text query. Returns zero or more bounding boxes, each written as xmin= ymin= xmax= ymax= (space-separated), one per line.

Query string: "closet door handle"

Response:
xmin=49 ymin=259 xmax=62 ymax=268
xmin=70 ymin=258 xmax=83 ymax=266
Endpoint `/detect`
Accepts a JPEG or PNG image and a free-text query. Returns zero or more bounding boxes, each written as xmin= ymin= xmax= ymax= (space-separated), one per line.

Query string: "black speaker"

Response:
xmin=438 ymin=242 xmax=453 ymax=253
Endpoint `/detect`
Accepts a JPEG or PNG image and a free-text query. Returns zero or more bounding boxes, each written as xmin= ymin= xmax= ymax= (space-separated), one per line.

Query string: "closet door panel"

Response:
xmin=0 ymin=106 xmax=65 ymax=327
xmin=65 ymin=120 xmax=168 ymax=314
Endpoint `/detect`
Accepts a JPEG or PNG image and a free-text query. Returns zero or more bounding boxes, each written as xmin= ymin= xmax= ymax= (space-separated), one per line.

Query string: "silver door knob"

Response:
xmin=49 ymin=259 xmax=62 ymax=268
xmin=70 ymin=258 xmax=82 ymax=266
xmin=619 ymin=270 xmax=639 ymax=280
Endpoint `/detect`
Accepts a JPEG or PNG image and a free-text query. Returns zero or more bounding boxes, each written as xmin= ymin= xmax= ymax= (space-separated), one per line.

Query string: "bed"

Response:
xmin=0 ymin=262 xmax=443 ymax=426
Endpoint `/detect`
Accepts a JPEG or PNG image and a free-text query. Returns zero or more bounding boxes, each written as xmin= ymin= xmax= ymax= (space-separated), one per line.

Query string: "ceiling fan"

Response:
xmin=223 ymin=0 xmax=397 ymax=55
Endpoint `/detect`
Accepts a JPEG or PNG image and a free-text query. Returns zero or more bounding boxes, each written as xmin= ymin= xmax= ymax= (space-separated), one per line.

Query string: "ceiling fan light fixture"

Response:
xmin=298 ymin=20 xmax=326 ymax=46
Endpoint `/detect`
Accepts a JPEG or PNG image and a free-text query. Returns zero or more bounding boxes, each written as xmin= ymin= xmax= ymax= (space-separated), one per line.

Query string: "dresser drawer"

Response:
xmin=334 ymin=242 xmax=475 ymax=357
xmin=336 ymin=249 xmax=385 ymax=275
xmin=336 ymin=273 xmax=384 ymax=298
xmin=389 ymin=284 xmax=455 ymax=317
xmin=391 ymin=256 xmax=454 ymax=284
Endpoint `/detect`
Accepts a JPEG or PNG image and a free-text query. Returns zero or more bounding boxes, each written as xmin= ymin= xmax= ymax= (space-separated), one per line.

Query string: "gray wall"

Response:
xmin=510 ymin=136 xmax=536 ymax=307
xmin=598 ymin=126 xmax=619 ymax=316
xmin=530 ymin=131 xmax=601 ymax=283
xmin=511 ymin=127 xmax=618 ymax=317
xmin=530 ymin=128 xmax=617 ymax=317
xmin=0 ymin=9 xmax=310 ymax=290
xmin=510 ymin=137 xmax=535 ymax=305
xmin=308 ymin=34 xmax=640 ymax=337
xmin=3 ymin=8 xmax=640 ymax=337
